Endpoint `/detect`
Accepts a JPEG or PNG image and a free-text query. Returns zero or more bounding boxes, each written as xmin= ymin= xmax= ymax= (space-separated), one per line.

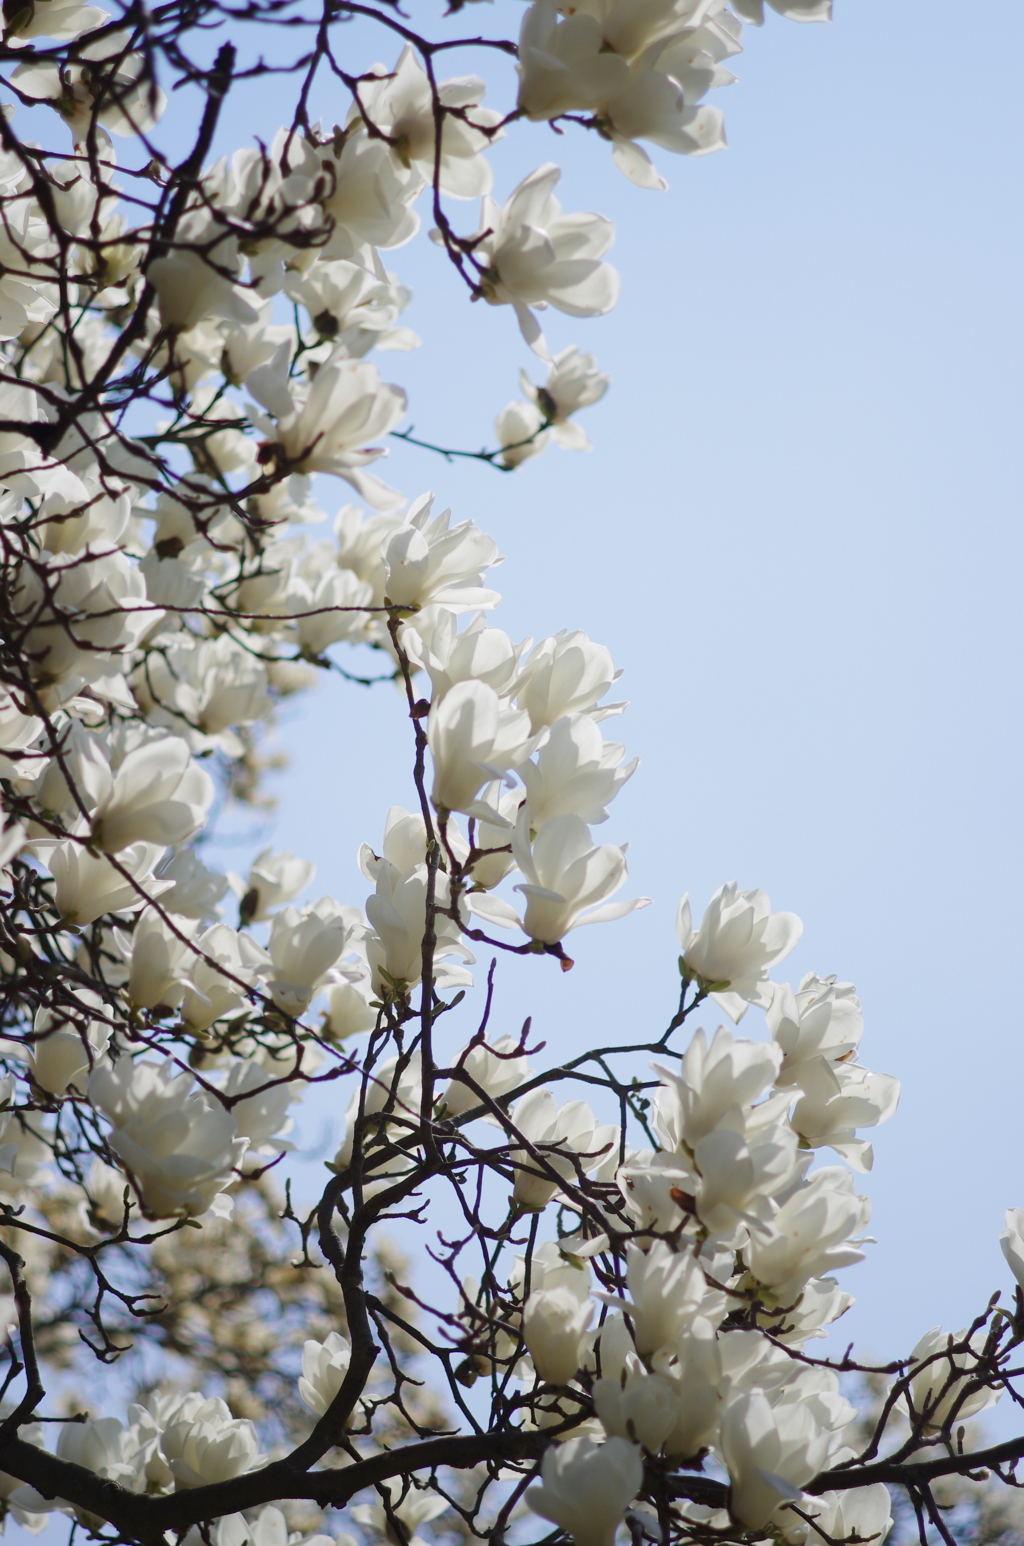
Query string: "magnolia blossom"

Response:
xmin=733 ymin=0 xmax=831 ymax=21
xmin=365 ymin=860 xmax=473 ymax=995
xmin=428 ymin=680 xmax=538 ymax=820
xmin=1001 ymin=1207 xmax=1024 ymax=1290
xmin=354 ymin=46 xmax=501 ymax=198
xmin=523 ymin=1286 xmax=592 ymax=1384
xmin=153 ymin=849 xmax=228 ymax=921
xmin=767 ymin=974 xmax=864 ymax=1085
xmin=677 ymin=882 xmax=802 ymax=1020
xmin=788 ymin=1057 xmax=900 ymax=1170
xmin=593 ymin=1366 xmax=680 ymax=1454
xmin=903 ymin=1326 xmax=1001 ymax=1431
xmin=611 ymin=1242 xmax=705 ymax=1357
xmin=220 ymin=1058 xmax=295 ymax=1168
xmin=148 ymin=246 xmax=259 ymax=332
xmin=720 ymin=1389 xmax=830 ymax=1529
xmin=89 ymin=1059 xmax=247 ymax=1218
xmin=439 ymin=1035 xmax=533 ymax=1118
xmin=470 ymin=164 xmax=619 ymax=357
xmin=350 ymin=1492 xmax=449 ymax=1546
xmin=516 ymin=630 xmax=623 ymax=730
xmin=652 ymin=1026 xmax=783 ymax=1150
xmin=254 ymin=347 xmax=406 ymax=508
xmin=509 ymin=1088 xmax=616 ymax=1210
xmin=382 ymin=494 xmax=501 ymax=612
xmin=520 ymin=713 xmax=637 ymax=828
xmin=323 ymin=976 xmax=377 ymax=1041
xmin=29 ymin=991 xmax=110 ymax=1096
xmin=474 ymin=811 xmax=646 ymax=944
xmin=266 ymin=899 xmax=349 ymax=1015
xmin=228 ymin=847 xmax=315 ymax=924
xmin=159 ymin=1396 xmax=262 ymax=1488
xmin=180 ymin=924 xmax=270 ymax=1032
xmin=293 ymin=566 xmax=374 ymax=655
xmin=785 ymin=1486 xmax=893 ymax=1546
xmin=521 ymin=346 xmax=610 ymax=449
xmin=91 ymin=736 xmax=214 ymax=853
xmin=496 ymin=401 xmax=550 ymax=469
xmin=525 ymin=1435 xmax=643 ymax=1546
xmin=403 ymin=610 xmax=525 ymax=702
xmin=38 ymin=839 xmax=170 ymax=926
xmin=298 ymin=1331 xmax=352 ymax=1415
xmin=745 ymin=1167 xmax=870 ymax=1303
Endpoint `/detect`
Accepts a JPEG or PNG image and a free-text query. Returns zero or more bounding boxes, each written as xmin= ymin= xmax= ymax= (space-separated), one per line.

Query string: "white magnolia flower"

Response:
xmin=470 ymin=164 xmax=619 ymax=357
xmin=228 ymin=846 xmax=315 ymax=924
xmin=509 ymin=1087 xmax=617 ymax=1211
xmin=299 ymin=1330 xmax=352 ymax=1416
xmin=517 ymin=1 xmax=630 ymax=120
xmin=653 ymin=1315 xmax=722 ymax=1458
xmin=767 ymin=974 xmax=864 ymax=1086
xmin=37 ymin=839 xmax=171 ymax=926
xmin=220 ymin=1058 xmax=295 ymax=1167
xmin=428 ymin=680 xmax=539 ymax=821
xmin=525 ymin=1435 xmax=643 ymax=1546
xmin=611 ymin=1241 xmax=705 ymax=1357
xmin=1001 ymin=1207 xmax=1024 ymax=1291
xmin=382 ymin=494 xmax=501 ymax=613
xmin=350 ymin=1491 xmax=449 ymax=1546
xmin=148 ymin=246 xmax=259 ymax=332
xmin=439 ymin=1035 xmax=533 ymax=1119
xmin=788 ymin=1057 xmax=900 ymax=1170
xmin=474 ymin=811 xmax=646 ymax=945
xmin=733 ymin=0 xmax=831 ymax=23
xmin=495 ymin=400 xmax=550 ymax=468
xmin=159 ymin=1395 xmax=262 ymax=1488
xmin=520 ymin=713 xmax=637 ymax=828
xmin=720 ymin=1388 xmax=831 ymax=1529
xmin=286 ymin=257 xmax=417 ymax=356
xmin=593 ymin=1365 xmax=680 ymax=1454
xmin=521 ymin=345 xmax=609 ymax=449
xmin=516 ymin=630 xmax=623 ymax=730
xmin=266 ymin=899 xmax=350 ymax=1015
xmin=784 ymin=1485 xmax=892 ymax=1546
xmin=365 ymin=861 xmax=473 ymax=996
xmin=403 ymin=609 xmax=526 ymax=702
xmin=745 ymin=1166 xmax=870 ymax=1303
xmin=651 ymin=1027 xmax=782 ymax=1150
xmin=323 ymin=975 xmax=377 ymax=1041
xmin=334 ymin=1052 xmax=422 ymax=1172
xmin=3 ymin=0 xmax=108 ymax=44
xmin=318 ymin=127 xmax=423 ymax=255
xmin=677 ymin=882 xmax=803 ymax=1020
xmin=89 ymin=1059 xmax=247 ymax=1217
xmin=353 ymin=45 xmax=502 ymax=198
xmin=523 ymin=1286 xmax=593 ymax=1384
xmin=293 ymin=567 xmax=374 ymax=655
xmin=179 ymin=923 xmax=270 ymax=1033
xmin=12 ymin=544 xmax=154 ymax=706
xmin=903 ymin=1326 xmax=1001 ymax=1432
xmin=255 ymin=347 xmax=406 ymax=508
xmin=10 ymin=1415 xmax=139 ymax=1518
xmin=29 ymin=990 xmax=111 ymax=1095
xmin=153 ymin=849 xmax=228 ymax=921
xmin=91 ymin=735 xmax=214 ymax=853
xmin=691 ymin=1112 xmax=799 ymax=1234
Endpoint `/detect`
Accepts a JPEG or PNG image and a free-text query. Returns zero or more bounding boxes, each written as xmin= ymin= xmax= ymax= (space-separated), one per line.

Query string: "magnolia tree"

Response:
xmin=0 ymin=4 xmax=1021 ymax=1546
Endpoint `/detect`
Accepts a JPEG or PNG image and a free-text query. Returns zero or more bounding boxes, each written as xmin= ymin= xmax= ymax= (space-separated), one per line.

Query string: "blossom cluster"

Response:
xmin=1 ymin=3 xmax=1021 ymax=1546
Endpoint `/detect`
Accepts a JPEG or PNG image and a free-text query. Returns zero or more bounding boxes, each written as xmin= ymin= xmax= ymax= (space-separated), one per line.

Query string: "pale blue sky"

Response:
xmin=231 ymin=0 xmax=1024 ymax=1372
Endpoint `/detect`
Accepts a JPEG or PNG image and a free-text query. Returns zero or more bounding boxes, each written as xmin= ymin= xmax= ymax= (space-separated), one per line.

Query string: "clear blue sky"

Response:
xmin=236 ymin=0 xmax=1024 ymax=1374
